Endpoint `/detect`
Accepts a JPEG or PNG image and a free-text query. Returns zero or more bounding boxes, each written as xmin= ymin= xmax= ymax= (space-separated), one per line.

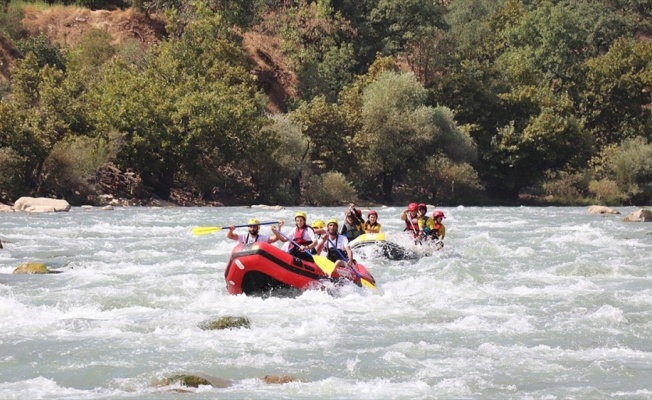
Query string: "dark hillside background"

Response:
xmin=1 ymin=0 xmax=651 ymax=207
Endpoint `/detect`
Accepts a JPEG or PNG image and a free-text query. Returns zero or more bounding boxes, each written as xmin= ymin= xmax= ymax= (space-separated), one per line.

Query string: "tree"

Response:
xmin=356 ymin=71 xmax=477 ymax=200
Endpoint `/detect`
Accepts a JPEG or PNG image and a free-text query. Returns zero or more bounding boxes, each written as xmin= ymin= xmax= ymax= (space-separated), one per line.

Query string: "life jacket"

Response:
xmin=324 ymin=235 xmax=345 ymax=262
xmin=341 ymin=222 xmax=363 ymax=241
xmin=404 ymin=217 xmax=418 ymax=233
xmin=364 ymin=221 xmax=380 ymax=232
xmin=291 ymin=226 xmax=313 ymax=248
xmin=433 ymin=222 xmax=443 ymax=238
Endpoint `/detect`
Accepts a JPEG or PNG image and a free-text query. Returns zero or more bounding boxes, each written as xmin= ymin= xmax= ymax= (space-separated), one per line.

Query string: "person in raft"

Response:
xmin=400 ymin=202 xmax=420 ymax=238
xmin=227 ymin=218 xmax=283 ymax=244
xmin=419 ymin=210 xmax=446 ymax=249
xmin=363 ymin=210 xmax=381 ymax=233
xmin=311 ymin=219 xmax=327 ymax=236
xmin=316 ymin=219 xmax=354 ymax=269
xmin=271 ymin=211 xmax=317 ymax=261
xmin=340 ymin=204 xmax=365 ymax=241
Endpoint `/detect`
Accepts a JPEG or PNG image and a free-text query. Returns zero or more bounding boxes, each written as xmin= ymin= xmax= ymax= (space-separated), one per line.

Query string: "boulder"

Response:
xmin=251 ymin=204 xmax=285 ymax=210
xmin=13 ymin=262 xmax=51 ymax=274
xmin=13 ymin=197 xmax=71 ymax=213
xmin=0 ymin=203 xmax=14 ymax=212
xmin=198 ymin=316 xmax=250 ymax=330
xmin=263 ymin=375 xmax=299 ymax=384
xmin=588 ymin=205 xmax=620 ymax=215
xmin=623 ymin=209 xmax=652 ymax=222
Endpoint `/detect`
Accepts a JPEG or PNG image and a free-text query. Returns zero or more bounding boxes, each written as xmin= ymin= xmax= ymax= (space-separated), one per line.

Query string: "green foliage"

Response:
xmin=541 ymin=170 xmax=587 ymax=204
xmin=578 ymin=38 xmax=652 ymax=147
xmin=368 ymin=0 xmax=447 ymax=55
xmin=115 ymin=38 xmax=148 ymax=69
xmin=68 ymin=28 xmax=116 ymax=69
xmin=88 ymin=9 xmax=269 ymax=199
xmin=291 ymin=96 xmax=355 ymax=174
xmin=261 ymin=114 xmax=308 ymax=203
xmin=0 ymin=147 xmax=30 ymax=201
xmin=0 ymin=1 xmax=28 ymax=40
xmin=602 ymin=136 xmax=652 ymax=203
xmin=588 ymin=179 xmax=625 ymax=204
xmin=304 ymin=171 xmax=356 ymax=206
xmin=356 ymin=71 xmax=478 ymax=200
xmin=39 ymin=135 xmax=117 ymax=203
xmin=15 ymin=34 xmax=66 ymax=70
xmin=264 ymin=0 xmax=356 ymax=102
xmin=406 ymin=155 xmax=483 ymax=204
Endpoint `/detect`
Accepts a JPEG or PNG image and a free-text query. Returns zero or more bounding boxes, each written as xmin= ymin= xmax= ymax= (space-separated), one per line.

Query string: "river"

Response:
xmin=1 ymin=206 xmax=651 ymax=399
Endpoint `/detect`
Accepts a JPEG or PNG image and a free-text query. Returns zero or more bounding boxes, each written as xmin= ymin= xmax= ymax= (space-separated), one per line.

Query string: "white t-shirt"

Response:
xmin=318 ymin=234 xmax=349 ymax=257
xmin=236 ymin=233 xmax=270 ymax=244
xmin=281 ymin=227 xmax=316 ymax=252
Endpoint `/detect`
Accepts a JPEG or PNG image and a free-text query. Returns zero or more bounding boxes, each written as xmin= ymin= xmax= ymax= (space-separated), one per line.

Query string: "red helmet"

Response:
xmin=354 ymin=208 xmax=362 ymax=218
xmin=418 ymin=203 xmax=427 ymax=211
xmin=432 ymin=210 xmax=445 ymax=219
xmin=408 ymin=203 xmax=418 ymax=212
xmin=367 ymin=210 xmax=378 ymax=217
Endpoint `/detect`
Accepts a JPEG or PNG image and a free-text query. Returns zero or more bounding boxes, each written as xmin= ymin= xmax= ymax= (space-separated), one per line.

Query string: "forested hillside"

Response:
xmin=1 ymin=0 xmax=651 ymax=206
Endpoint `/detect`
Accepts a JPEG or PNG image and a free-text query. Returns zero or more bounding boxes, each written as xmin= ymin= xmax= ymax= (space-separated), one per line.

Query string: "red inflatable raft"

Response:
xmin=224 ymin=242 xmax=376 ymax=295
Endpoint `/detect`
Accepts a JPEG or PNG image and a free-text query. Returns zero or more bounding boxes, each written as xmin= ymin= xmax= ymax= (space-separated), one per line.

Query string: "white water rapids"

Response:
xmin=1 ymin=206 xmax=651 ymax=399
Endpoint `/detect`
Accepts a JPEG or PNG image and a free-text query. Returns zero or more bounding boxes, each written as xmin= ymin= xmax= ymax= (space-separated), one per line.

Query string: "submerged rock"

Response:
xmin=588 ymin=205 xmax=620 ymax=215
xmin=623 ymin=209 xmax=652 ymax=222
xmin=160 ymin=374 xmax=231 ymax=388
xmin=263 ymin=375 xmax=299 ymax=384
xmin=198 ymin=316 xmax=251 ymax=330
xmin=13 ymin=262 xmax=51 ymax=274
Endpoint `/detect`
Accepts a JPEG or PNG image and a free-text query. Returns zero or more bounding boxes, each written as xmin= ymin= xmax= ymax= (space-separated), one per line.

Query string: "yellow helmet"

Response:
xmin=327 ymin=218 xmax=338 ymax=226
xmin=248 ymin=218 xmax=260 ymax=225
xmin=312 ymin=219 xmax=325 ymax=229
xmin=294 ymin=211 xmax=307 ymax=220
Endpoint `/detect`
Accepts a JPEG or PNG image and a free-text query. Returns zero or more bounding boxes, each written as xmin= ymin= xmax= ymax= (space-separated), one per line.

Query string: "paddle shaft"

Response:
xmin=227 ymin=221 xmax=277 ymax=230
xmin=276 ymin=230 xmax=312 ymax=254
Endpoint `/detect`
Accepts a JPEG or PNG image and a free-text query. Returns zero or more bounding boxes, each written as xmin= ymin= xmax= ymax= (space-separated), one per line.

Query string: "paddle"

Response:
xmin=192 ymin=221 xmax=277 ymax=236
xmin=325 ymin=237 xmax=378 ymax=291
xmin=406 ymin=214 xmax=422 ymax=245
xmin=275 ymin=231 xmax=336 ymax=276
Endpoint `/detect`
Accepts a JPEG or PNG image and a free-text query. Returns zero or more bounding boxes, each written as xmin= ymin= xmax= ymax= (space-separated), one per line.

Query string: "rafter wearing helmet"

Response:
xmin=363 ymin=210 xmax=381 ymax=234
xmin=271 ymin=211 xmax=317 ymax=261
xmin=400 ymin=202 xmax=420 ymax=237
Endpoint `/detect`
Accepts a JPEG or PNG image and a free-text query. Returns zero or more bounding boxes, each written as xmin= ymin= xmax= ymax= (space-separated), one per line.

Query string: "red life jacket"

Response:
xmin=404 ymin=217 xmax=418 ymax=233
xmin=434 ymin=223 xmax=442 ymax=235
xmin=291 ymin=226 xmax=313 ymax=248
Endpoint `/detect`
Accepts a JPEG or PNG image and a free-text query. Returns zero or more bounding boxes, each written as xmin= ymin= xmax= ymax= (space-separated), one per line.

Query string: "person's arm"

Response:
xmin=439 ymin=224 xmax=446 ymax=240
xmin=270 ymin=225 xmax=286 ymax=242
xmin=400 ymin=209 xmax=408 ymax=221
xmin=226 ymin=226 xmax=238 ymax=241
xmin=267 ymin=220 xmax=285 ymax=243
xmin=345 ymin=245 xmax=353 ymax=266
xmin=315 ymin=236 xmax=326 ymax=254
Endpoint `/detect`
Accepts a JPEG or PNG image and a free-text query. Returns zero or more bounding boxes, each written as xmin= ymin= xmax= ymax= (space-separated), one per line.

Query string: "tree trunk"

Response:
xmin=381 ymin=171 xmax=393 ymax=201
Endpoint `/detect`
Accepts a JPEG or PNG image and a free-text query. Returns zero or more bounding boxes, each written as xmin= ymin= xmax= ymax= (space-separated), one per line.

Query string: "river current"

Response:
xmin=1 ymin=206 xmax=651 ymax=399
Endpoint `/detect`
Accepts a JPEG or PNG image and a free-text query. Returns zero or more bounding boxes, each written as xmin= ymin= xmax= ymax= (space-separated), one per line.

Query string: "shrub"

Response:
xmin=588 ymin=179 xmax=625 ymax=204
xmin=0 ymin=2 xmax=28 ymax=40
xmin=304 ymin=172 xmax=356 ymax=206
xmin=38 ymin=135 xmax=119 ymax=204
xmin=69 ymin=28 xmax=115 ymax=68
xmin=0 ymin=147 xmax=30 ymax=203
xmin=15 ymin=34 xmax=66 ymax=70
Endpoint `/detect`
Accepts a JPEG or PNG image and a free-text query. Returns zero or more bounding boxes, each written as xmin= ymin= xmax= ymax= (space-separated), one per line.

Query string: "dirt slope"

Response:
xmin=1 ymin=6 xmax=295 ymax=111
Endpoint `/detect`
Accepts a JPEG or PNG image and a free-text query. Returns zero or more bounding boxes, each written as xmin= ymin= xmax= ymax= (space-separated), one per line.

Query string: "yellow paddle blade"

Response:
xmin=360 ymin=278 xmax=383 ymax=294
xmin=192 ymin=226 xmax=224 ymax=235
xmin=312 ymin=254 xmax=336 ymax=276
